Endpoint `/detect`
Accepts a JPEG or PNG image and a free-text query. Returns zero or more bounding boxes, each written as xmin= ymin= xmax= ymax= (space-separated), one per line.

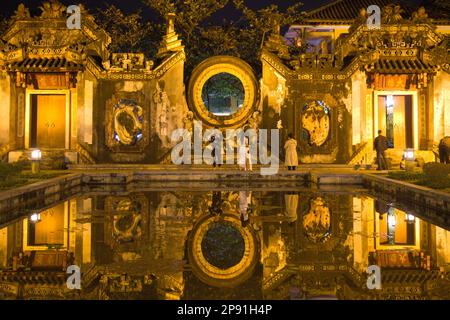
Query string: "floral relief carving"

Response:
xmin=301 ymin=100 xmax=330 ymax=147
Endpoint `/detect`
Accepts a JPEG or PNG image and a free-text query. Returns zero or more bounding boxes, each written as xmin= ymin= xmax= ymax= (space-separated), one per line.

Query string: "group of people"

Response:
xmin=210 ymin=128 xmax=450 ymax=171
xmin=210 ymin=132 xmax=300 ymax=171
xmin=374 ymin=130 xmax=450 ymax=169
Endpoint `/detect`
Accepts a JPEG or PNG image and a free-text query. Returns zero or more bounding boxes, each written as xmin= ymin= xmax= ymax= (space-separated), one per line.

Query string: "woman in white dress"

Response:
xmin=284 ymin=133 xmax=299 ymax=171
xmin=238 ymin=137 xmax=252 ymax=171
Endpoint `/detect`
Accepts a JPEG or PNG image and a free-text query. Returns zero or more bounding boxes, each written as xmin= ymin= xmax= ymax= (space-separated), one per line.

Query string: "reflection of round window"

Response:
xmin=187 ymin=213 xmax=259 ymax=288
xmin=202 ymin=73 xmax=245 ymax=117
xmin=201 ymin=222 xmax=245 ymax=269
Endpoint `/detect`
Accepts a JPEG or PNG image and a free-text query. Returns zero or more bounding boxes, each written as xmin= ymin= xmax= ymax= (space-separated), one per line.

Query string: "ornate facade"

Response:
xmin=0 ymin=0 xmax=449 ymax=166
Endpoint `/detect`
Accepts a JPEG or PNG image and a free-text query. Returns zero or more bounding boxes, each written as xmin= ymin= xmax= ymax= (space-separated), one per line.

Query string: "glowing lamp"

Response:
xmin=404 ymin=149 xmax=415 ymax=161
xmin=30 ymin=149 xmax=42 ymax=174
xmin=30 ymin=213 xmax=41 ymax=223
xmin=388 ymin=212 xmax=396 ymax=227
xmin=31 ymin=149 xmax=42 ymax=161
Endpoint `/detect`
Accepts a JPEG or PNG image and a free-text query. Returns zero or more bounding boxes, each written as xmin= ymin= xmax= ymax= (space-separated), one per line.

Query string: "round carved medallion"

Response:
xmin=188 ymin=56 xmax=259 ymax=128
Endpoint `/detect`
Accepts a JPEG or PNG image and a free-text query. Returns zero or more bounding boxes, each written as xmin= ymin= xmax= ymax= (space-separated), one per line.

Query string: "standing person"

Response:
xmin=374 ymin=130 xmax=388 ymax=170
xmin=238 ymin=137 xmax=252 ymax=171
xmin=284 ymin=133 xmax=299 ymax=171
xmin=438 ymin=136 xmax=450 ymax=164
xmin=210 ymin=127 xmax=222 ymax=168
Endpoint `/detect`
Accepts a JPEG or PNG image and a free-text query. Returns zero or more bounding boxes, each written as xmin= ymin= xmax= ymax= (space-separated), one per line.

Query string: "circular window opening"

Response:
xmin=201 ymin=73 xmax=245 ymax=117
xmin=201 ymin=222 xmax=245 ymax=270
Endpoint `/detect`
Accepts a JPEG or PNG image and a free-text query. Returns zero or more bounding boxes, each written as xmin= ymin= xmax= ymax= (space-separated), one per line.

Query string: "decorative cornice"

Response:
xmin=85 ymin=50 xmax=186 ymax=81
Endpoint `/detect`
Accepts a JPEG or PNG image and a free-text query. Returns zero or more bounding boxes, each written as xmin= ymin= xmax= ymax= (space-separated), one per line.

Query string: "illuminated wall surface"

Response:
xmin=0 ymin=191 xmax=449 ymax=300
xmin=0 ymin=1 xmax=448 ymax=165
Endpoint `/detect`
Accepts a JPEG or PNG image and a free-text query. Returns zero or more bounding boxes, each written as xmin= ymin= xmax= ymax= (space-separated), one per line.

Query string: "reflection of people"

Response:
xmin=374 ymin=130 xmax=388 ymax=170
xmin=438 ymin=137 xmax=450 ymax=164
xmin=284 ymin=133 xmax=299 ymax=171
xmin=239 ymin=191 xmax=252 ymax=227
xmin=210 ymin=191 xmax=223 ymax=215
xmin=285 ymin=193 xmax=299 ymax=224
xmin=211 ymin=128 xmax=222 ymax=168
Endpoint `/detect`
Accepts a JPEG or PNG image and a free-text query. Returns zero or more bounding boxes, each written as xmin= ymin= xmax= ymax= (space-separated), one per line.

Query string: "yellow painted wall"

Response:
xmin=433 ymin=71 xmax=450 ymax=140
xmin=0 ymin=72 xmax=11 ymax=145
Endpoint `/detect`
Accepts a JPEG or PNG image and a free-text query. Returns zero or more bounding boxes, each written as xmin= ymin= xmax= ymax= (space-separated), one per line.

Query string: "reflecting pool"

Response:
xmin=0 ymin=185 xmax=449 ymax=300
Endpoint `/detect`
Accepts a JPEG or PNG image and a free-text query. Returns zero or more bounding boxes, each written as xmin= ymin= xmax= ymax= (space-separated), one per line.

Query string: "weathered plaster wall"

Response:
xmin=433 ymin=71 xmax=450 ymax=140
xmin=0 ymin=72 xmax=10 ymax=146
xmin=351 ymin=71 xmax=369 ymax=146
xmin=90 ymin=59 xmax=188 ymax=164
xmin=261 ymin=57 xmax=352 ymax=164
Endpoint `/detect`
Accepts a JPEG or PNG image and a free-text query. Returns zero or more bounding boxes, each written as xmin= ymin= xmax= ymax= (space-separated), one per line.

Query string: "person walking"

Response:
xmin=284 ymin=133 xmax=299 ymax=171
xmin=374 ymin=130 xmax=388 ymax=170
xmin=438 ymin=136 xmax=450 ymax=164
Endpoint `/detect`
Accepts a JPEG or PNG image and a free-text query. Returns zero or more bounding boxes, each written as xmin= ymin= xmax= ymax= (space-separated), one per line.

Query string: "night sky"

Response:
xmin=2 ymin=0 xmax=332 ymax=19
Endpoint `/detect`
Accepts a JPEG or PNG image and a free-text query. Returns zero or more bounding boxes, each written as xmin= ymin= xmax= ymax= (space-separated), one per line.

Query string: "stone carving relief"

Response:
xmin=411 ymin=7 xmax=430 ymax=23
xmin=152 ymin=80 xmax=185 ymax=150
xmin=273 ymin=72 xmax=287 ymax=115
xmin=382 ymin=5 xmax=405 ymax=24
xmin=13 ymin=4 xmax=31 ymax=19
xmin=39 ymin=0 xmax=66 ymax=19
xmin=183 ymin=111 xmax=195 ymax=135
xmin=112 ymin=199 xmax=143 ymax=243
xmin=153 ymin=81 xmax=170 ymax=139
xmin=109 ymin=53 xmax=153 ymax=72
xmin=113 ymin=100 xmax=143 ymax=145
xmin=105 ymin=196 xmax=148 ymax=247
xmin=245 ymin=111 xmax=262 ymax=131
xmin=302 ymin=197 xmax=331 ymax=243
xmin=301 ymin=101 xmax=330 ymax=147
xmin=106 ymin=92 xmax=148 ymax=152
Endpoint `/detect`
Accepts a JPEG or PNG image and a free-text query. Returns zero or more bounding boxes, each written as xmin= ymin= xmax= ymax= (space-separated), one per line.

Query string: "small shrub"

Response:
xmin=0 ymin=162 xmax=24 ymax=179
xmin=423 ymin=163 xmax=450 ymax=180
xmin=49 ymin=158 xmax=67 ymax=170
xmin=421 ymin=163 xmax=450 ymax=189
xmin=388 ymin=171 xmax=424 ymax=181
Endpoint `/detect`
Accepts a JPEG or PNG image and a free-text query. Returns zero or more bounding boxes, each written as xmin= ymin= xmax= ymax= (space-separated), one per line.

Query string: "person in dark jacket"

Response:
xmin=374 ymin=130 xmax=388 ymax=170
xmin=439 ymin=136 xmax=450 ymax=164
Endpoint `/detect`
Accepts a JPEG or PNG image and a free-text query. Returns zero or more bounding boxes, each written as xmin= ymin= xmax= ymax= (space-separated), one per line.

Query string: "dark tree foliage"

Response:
xmin=94 ymin=5 xmax=163 ymax=56
xmin=0 ymin=1 xmax=306 ymax=80
xmin=0 ymin=15 xmax=8 ymax=35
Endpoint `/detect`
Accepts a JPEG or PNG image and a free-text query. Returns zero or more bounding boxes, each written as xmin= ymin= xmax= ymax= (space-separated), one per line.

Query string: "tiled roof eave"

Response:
xmin=7 ymin=57 xmax=84 ymax=73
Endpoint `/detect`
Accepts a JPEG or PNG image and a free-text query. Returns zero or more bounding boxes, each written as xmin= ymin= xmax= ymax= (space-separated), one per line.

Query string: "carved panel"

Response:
xmin=105 ymin=196 xmax=149 ymax=246
xmin=105 ymin=92 xmax=148 ymax=153
xmin=302 ymin=197 xmax=331 ymax=244
xmin=301 ymin=100 xmax=331 ymax=147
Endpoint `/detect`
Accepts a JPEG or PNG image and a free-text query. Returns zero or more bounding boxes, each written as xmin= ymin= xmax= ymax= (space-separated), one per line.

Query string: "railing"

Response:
xmin=348 ymin=142 xmax=373 ymax=166
xmin=75 ymin=143 xmax=96 ymax=164
xmin=82 ymin=264 xmax=104 ymax=289
xmin=262 ymin=267 xmax=294 ymax=292
xmin=381 ymin=269 xmax=447 ymax=284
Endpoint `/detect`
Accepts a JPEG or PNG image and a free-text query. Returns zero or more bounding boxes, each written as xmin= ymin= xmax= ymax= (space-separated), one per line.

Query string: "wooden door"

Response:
xmin=31 ymin=95 xmax=66 ymax=149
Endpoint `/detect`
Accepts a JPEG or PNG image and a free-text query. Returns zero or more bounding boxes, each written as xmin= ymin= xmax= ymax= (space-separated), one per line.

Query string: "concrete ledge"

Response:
xmin=0 ymin=173 xmax=83 ymax=224
xmin=310 ymin=172 xmax=364 ymax=185
xmin=363 ymin=174 xmax=450 ymax=218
